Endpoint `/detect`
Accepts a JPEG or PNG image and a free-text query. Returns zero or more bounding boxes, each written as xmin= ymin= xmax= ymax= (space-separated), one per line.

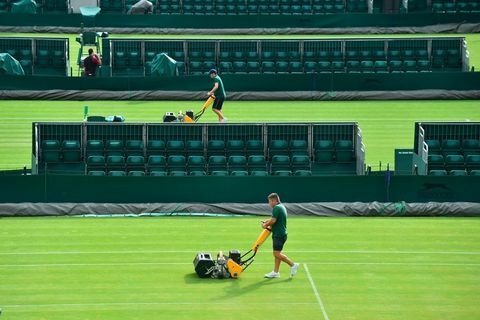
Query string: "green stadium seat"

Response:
xmin=247 ymin=61 xmax=260 ymax=73
xmin=128 ymin=171 xmax=146 ymax=176
xmin=269 ymin=140 xmax=289 ymax=157
xmin=442 ymin=139 xmax=461 ymax=156
xmin=166 ymin=140 xmax=185 ymax=156
xmin=271 ymin=155 xmax=291 ymax=173
xmin=416 ymin=49 xmax=428 ymax=60
xmin=462 ymin=139 xmax=480 ymax=156
xmin=428 ymin=169 xmax=447 ymax=176
xmin=106 ymin=140 xmax=124 ymax=157
xmin=168 ymin=155 xmax=187 ymax=172
xmin=444 ymin=154 xmax=465 ymax=171
xmin=466 ymin=155 xmax=480 ymax=171
xmin=126 ymin=156 xmax=145 ymax=171
xmin=233 ymin=51 xmax=246 ymax=61
xmin=276 ymin=61 xmax=289 ymax=73
xmin=147 ymin=140 xmax=165 ymax=156
xmin=290 ymin=140 xmax=308 ymax=156
xmin=403 ymin=60 xmax=417 ymax=72
xmin=228 ymin=155 xmax=247 ymax=173
xmin=226 ymin=140 xmax=245 ymax=156
xmin=211 ymin=170 xmax=229 ymax=176
xmin=374 ymin=50 xmax=386 ymax=60
xmin=273 ymin=170 xmax=292 ymax=176
xmin=261 ymin=51 xmax=275 ymax=61
xmin=203 ymin=51 xmax=215 ymax=60
xmin=207 ymin=140 xmax=226 ymax=157
xmin=106 ymin=155 xmax=126 ymax=171
xmin=374 ymin=61 xmax=388 ymax=73
xmin=446 ymin=49 xmax=462 ymax=69
xmin=425 ymin=140 xmax=441 ymax=155
xmin=186 ymin=140 xmax=204 ymax=156
xmin=302 ymin=4 xmax=312 ymax=13
xmin=246 ymin=140 xmax=264 ymax=156
xmin=389 ymin=60 xmax=403 ymax=73
xmin=125 ymin=140 xmax=144 ymax=157
xmin=304 ymin=51 xmax=316 ymax=60
xmin=187 ymin=155 xmax=206 ymax=173
xmin=88 ymin=170 xmax=106 ymax=176
xmin=250 ymin=170 xmax=269 ymax=176
xmin=114 ymin=52 xmax=127 ymax=68
xmin=231 ymin=170 xmax=249 ymax=176
xmin=360 ymin=60 xmax=374 ymax=73
xmin=42 ymin=140 xmax=61 ymax=163
xmin=276 ymin=51 xmax=288 ymax=60
xmin=428 ymin=154 xmax=444 ymax=170
xmin=247 ymin=51 xmax=259 ymax=61
xmin=208 ymin=155 xmax=227 ymax=172
xmin=449 ymin=169 xmax=467 ymax=176
xmin=289 ymin=51 xmax=301 ymax=61
xmin=218 ymin=51 xmax=230 ymax=60
xmin=190 ymin=170 xmax=207 ymax=176
xmin=359 ymin=50 xmax=373 ymax=61
xmin=219 ymin=61 xmax=233 ymax=74
xmin=150 ymin=170 xmax=167 ymax=177
xmin=294 ymin=170 xmax=312 ymax=176
xmin=304 ymin=61 xmax=318 ymax=73
xmin=62 ymin=140 xmax=81 ymax=162
xmin=318 ymin=61 xmax=331 ymax=73
xmin=470 ymin=170 xmax=480 ymax=176
xmin=289 ymin=61 xmax=303 ymax=73
xmin=189 ymin=61 xmax=203 ymax=75
xmin=347 ymin=61 xmax=361 ymax=73
xmin=402 ymin=50 xmax=415 ymax=60
xmin=432 ymin=50 xmax=446 ymax=69
xmin=108 ymin=171 xmax=126 ymax=176
xmin=335 ymin=140 xmax=354 ymax=163
xmin=170 ymin=171 xmax=187 ymax=176
xmin=233 ymin=61 xmax=247 ymax=73
xmin=291 ymin=155 xmax=311 ymax=171
xmin=417 ymin=60 xmax=431 ymax=72
xmin=332 ymin=61 xmax=345 ymax=73
xmin=314 ymin=140 xmax=334 ymax=163
xmin=346 ymin=50 xmax=359 ymax=60
xmin=203 ymin=61 xmax=216 ymax=71
xmin=248 ymin=155 xmax=267 ymax=173
xmin=87 ymin=155 xmax=105 ymax=170
xmin=388 ymin=50 xmax=401 ymax=61
xmin=129 ymin=51 xmax=141 ymax=67
xmin=262 ymin=61 xmax=276 ymax=74
xmin=37 ymin=49 xmax=50 ymax=67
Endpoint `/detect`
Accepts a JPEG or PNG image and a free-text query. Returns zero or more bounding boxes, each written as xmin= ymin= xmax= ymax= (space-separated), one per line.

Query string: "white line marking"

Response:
xmin=1 ymin=249 xmax=479 ymax=255
xmin=1 ymin=302 xmax=316 ymax=309
xmin=304 ymin=263 xmax=330 ymax=320
xmin=1 ymin=261 xmax=479 ymax=268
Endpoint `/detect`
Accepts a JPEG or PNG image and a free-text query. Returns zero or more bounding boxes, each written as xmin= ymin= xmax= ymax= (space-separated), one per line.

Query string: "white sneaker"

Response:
xmin=220 ymin=118 xmax=228 ymax=123
xmin=290 ymin=263 xmax=300 ymax=277
xmin=264 ymin=271 xmax=280 ymax=279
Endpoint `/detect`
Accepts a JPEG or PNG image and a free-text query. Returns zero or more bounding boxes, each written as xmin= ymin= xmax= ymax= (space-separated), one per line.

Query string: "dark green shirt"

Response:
xmin=271 ymin=204 xmax=288 ymax=238
xmin=213 ymin=75 xmax=226 ymax=99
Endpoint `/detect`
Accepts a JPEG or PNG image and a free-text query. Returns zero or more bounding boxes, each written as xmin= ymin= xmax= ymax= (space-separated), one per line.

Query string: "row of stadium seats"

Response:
xmin=88 ymin=169 xmax=313 ymax=176
xmin=429 ymin=169 xmax=480 ymax=176
xmin=428 ymin=154 xmax=480 ymax=170
xmin=85 ymin=154 xmax=344 ymax=175
xmin=425 ymin=139 xmax=480 ymax=156
xmin=431 ymin=0 xmax=480 ymax=13
xmin=41 ymin=139 xmax=355 ymax=163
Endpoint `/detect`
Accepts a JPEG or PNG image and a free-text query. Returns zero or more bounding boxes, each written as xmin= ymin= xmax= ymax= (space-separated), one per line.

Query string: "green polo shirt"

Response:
xmin=271 ymin=204 xmax=288 ymax=238
xmin=213 ymin=75 xmax=226 ymax=99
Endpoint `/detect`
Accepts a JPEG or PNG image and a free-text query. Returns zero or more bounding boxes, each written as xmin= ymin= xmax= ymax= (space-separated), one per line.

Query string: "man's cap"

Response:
xmin=208 ymin=69 xmax=217 ymax=75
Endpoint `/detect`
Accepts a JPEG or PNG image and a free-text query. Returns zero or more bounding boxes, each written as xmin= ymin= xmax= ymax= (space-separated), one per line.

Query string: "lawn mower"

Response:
xmin=163 ymin=95 xmax=216 ymax=123
xmin=193 ymin=227 xmax=271 ymax=279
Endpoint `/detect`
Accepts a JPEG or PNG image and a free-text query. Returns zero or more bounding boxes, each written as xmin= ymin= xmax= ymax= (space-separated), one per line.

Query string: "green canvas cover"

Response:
xmin=10 ymin=0 xmax=37 ymax=14
xmin=150 ymin=53 xmax=178 ymax=77
xmin=0 ymin=53 xmax=25 ymax=76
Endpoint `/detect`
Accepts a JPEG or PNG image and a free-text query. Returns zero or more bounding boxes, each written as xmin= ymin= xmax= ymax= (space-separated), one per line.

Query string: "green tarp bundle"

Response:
xmin=0 ymin=53 xmax=24 ymax=75
xmin=10 ymin=0 xmax=37 ymax=14
xmin=150 ymin=53 xmax=178 ymax=77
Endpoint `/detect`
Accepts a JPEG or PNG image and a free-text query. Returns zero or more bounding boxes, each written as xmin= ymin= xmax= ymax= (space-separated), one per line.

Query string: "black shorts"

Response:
xmin=212 ymin=97 xmax=224 ymax=111
xmin=272 ymin=235 xmax=287 ymax=251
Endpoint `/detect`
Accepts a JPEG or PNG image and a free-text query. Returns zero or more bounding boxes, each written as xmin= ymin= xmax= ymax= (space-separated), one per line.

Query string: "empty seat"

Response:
xmin=269 ymin=140 xmax=289 ymax=157
xmin=42 ymin=140 xmax=61 ymax=163
xmin=246 ymin=139 xmax=264 ymax=156
xmin=87 ymin=155 xmax=105 ymax=170
xmin=335 ymin=140 xmax=354 ymax=163
xmin=150 ymin=170 xmax=167 ymax=176
xmin=425 ymin=140 xmax=441 ymax=155
xmin=126 ymin=155 xmax=145 ymax=171
xmin=226 ymin=140 xmax=245 ymax=156
xmin=290 ymin=139 xmax=308 ymax=156
xmin=207 ymin=140 xmax=226 ymax=156
xmin=208 ymin=155 xmax=227 ymax=172
xmin=466 ymin=155 xmax=480 ymax=171
xmin=273 ymin=170 xmax=291 ymax=176
xmin=168 ymin=155 xmax=187 ymax=172
xmin=314 ymin=140 xmax=334 ymax=163
xmin=88 ymin=170 xmax=106 ymax=176
xmin=233 ymin=61 xmax=247 ymax=73
xmin=449 ymin=169 xmax=467 ymax=176
xmin=108 ymin=171 xmax=126 ymax=176
xmin=147 ymin=155 xmax=166 ymax=171
xmin=125 ymin=140 xmax=144 ymax=157
xmin=248 ymin=155 xmax=267 ymax=173
xmin=106 ymin=155 xmax=125 ymax=170
xmin=462 ymin=139 xmax=480 ymax=156
xmin=262 ymin=61 xmax=276 ymax=74
xmin=128 ymin=171 xmax=146 ymax=176
xmin=246 ymin=61 xmax=260 ymax=73
xmin=228 ymin=155 xmax=247 ymax=173
xmin=428 ymin=154 xmax=444 ymax=170
xmin=250 ymin=170 xmax=269 ymax=176
xmin=271 ymin=155 xmax=291 ymax=173
xmin=190 ymin=170 xmax=206 ymax=176
xmin=62 ymin=140 xmax=81 ymax=162
xmin=166 ymin=140 xmax=185 ymax=156
xmin=317 ymin=61 xmax=331 ymax=73
xmin=291 ymin=155 xmax=311 ymax=171
xmin=444 ymin=155 xmax=465 ymax=170
xmin=186 ymin=140 xmax=204 ymax=156
xmin=304 ymin=61 xmax=317 ymax=73
xmin=374 ymin=60 xmax=388 ymax=73
xmin=294 ymin=169 xmax=312 ymax=176
xmin=442 ymin=139 xmax=461 ymax=156
xmin=211 ymin=170 xmax=229 ymax=176
xmin=147 ymin=140 xmax=165 ymax=155
xmin=231 ymin=170 xmax=249 ymax=176
xmin=187 ymin=155 xmax=206 ymax=172
xmin=170 ymin=171 xmax=187 ymax=176
xmin=428 ymin=169 xmax=447 ymax=176
xmin=106 ymin=140 xmax=124 ymax=157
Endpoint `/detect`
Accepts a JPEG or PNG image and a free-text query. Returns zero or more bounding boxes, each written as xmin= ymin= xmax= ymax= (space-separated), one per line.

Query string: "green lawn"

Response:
xmin=0 ymin=216 xmax=479 ymax=320
xmin=0 ymin=100 xmax=479 ymax=170
xmin=1 ymin=33 xmax=479 ymax=76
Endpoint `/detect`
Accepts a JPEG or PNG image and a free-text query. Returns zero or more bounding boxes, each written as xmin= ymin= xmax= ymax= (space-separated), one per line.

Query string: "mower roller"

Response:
xmin=193 ymin=227 xmax=271 ymax=279
xmin=183 ymin=95 xmax=215 ymax=123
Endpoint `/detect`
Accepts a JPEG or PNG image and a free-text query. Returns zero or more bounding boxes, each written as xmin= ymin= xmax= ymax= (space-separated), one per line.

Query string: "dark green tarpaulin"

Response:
xmin=150 ymin=53 xmax=178 ymax=77
xmin=10 ymin=0 xmax=36 ymax=14
xmin=0 ymin=53 xmax=24 ymax=75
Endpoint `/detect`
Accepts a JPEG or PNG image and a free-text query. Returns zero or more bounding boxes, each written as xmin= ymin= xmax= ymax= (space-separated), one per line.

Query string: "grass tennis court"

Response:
xmin=0 ymin=216 xmax=479 ymax=320
xmin=0 ymin=100 xmax=479 ymax=170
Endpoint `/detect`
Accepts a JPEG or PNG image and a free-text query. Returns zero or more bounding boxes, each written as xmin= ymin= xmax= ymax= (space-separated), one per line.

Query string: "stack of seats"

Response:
xmin=426 ymin=138 xmax=480 ymax=176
